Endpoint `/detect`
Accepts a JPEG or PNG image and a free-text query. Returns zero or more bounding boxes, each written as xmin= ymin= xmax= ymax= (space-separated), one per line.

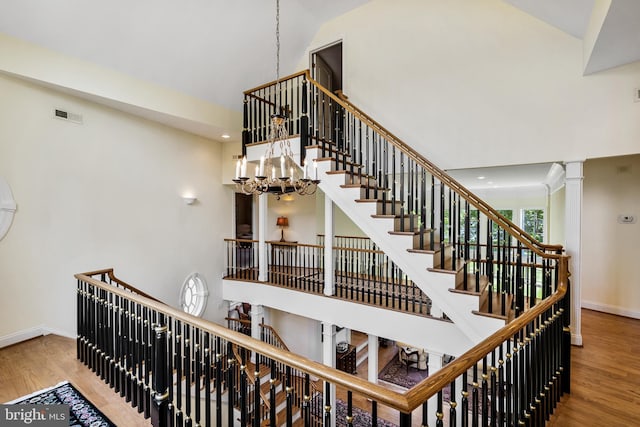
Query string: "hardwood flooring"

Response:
xmin=1 ymin=309 xmax=639 ymax=426
xmin=0 ymin=335 xmax=148 ymax=426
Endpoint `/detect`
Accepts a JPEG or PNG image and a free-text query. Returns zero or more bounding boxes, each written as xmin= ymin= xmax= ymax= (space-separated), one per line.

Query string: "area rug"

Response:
xmin=311 ymin=394 xmax=397 ymax=427
xmin=378 ymin=351 xmax=429 ymax=389
xmin=5 ymin=381 xmax=115 ymax=426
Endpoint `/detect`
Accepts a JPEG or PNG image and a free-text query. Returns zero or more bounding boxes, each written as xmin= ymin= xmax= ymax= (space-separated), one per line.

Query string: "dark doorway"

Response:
xmin=311 ymin=42 xmax=343 ymax=143
xmin=311 ymin=41 xmax=343 ymax=94
xmin=235 ymin=193 xmax=253 ymax=241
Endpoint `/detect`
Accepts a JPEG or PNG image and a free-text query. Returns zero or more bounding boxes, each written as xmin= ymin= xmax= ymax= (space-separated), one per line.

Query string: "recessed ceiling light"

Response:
xmin=477 ymin=176 xmax=486 ymax=180
xmin=221 ymin=134 xmax=231 ymax=139
xmin=487 ymin=181 xmax=493 ymax=185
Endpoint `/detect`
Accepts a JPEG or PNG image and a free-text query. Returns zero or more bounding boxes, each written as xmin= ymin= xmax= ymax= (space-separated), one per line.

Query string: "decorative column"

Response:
xmin=427 ymin=352 xmax=443 ymax=427
xmin=324 ymin=196 xmax=335 ymax=296
xmin=258 ymin=193 xmax=268 ymax=282
xmin=250 ymin=304 xmax=265 ymax=363
xmin=368 ymin=334 xmax=379 ymax=384
xmin=564 ymin=161 xmax=583 ymax=346
xmin=322 ymin=322 xmax=336 ymax=427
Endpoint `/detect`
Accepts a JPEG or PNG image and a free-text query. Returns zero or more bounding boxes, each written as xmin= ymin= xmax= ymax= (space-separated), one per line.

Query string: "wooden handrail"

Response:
xmin=243 ymin=70 xmax=309 ymax=95
xmin=317 ymin=234 xmax=371 ymax=240
xmin=259 ymin=323 xmax=290 ymax=352
xmin=80 ymin=268 xmax=163 ymax=303
xmin=404 ymin=255 xmax=568 ymax=408
xmin=305 ymin=74 xmax=563 ymax=258
xmin=226 ymin=238 xmax=389 ymax=255
xmin=76 ymin=265 xmax=568 ymax=413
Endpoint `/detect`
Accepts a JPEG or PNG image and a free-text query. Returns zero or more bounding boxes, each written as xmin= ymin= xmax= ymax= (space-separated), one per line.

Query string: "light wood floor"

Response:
xmin=1 ymin=309 xmax=639 ymax=426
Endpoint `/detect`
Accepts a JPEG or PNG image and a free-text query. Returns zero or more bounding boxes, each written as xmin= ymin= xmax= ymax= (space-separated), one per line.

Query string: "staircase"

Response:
xmin=238 ymin=69 xmax=564 ymax=349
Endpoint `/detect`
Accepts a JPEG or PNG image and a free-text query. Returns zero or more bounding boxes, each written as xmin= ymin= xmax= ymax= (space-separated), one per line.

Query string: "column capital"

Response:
xmin=564 ymin=161 xmax=584 ymax=180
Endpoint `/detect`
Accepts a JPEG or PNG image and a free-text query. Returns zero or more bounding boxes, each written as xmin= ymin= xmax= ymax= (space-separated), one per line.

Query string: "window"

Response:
xmin=179 ymin=273 xmax=209 ymax=317
xmin=492 ymin=209 xmax=513 ymax=245
xmin=522 ymin=209 xmax=544 ymax=242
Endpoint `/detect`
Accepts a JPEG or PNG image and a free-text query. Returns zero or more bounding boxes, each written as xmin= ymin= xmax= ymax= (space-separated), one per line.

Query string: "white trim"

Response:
xmin=582 ymin=300 xmax=640 ymax=320
xmin=0 ymin=325 xmax=76 ymax=348
xmin=0 ymin=325 xmax=46 ymax=348
xmin=41 ymin=326 xmax=76 ymax=340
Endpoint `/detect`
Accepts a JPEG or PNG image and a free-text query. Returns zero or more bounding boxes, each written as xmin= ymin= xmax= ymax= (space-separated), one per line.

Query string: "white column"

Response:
xmin=368 ymin=334 xmax=379 ymax=384
xmin=250 ymin=304 xmax=264 ymax=363
xmin=324 ymin=196 xmax=335 ymax=296
xmin=322 ymin=322 xmax=336 ymax=427
xmin=430 ymin=304 xmax=443 ymax=319
xmin=427 ymin=352 xmax=443 ymax=427
xmin=564 ymin=161 xmax=583 ymax=346
xmin=258 ymin=193 xmax=268 ymax=282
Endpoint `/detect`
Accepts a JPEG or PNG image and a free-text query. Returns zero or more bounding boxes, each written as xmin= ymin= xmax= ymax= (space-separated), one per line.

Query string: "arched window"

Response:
xmin=0 ymin=177 xmax=16 ymax=241
xmin=179 ymin=273 xmax=209 ymax=317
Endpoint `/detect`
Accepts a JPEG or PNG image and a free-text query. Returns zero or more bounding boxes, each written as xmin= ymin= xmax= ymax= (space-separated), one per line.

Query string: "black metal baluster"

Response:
xmin=436 ymin=390 xmax=444 ymax=427
xmin=227 ymin=342 xmax=235 ymax=427
xmin=450 ymin=380 xmax=457 ymax=427
xmin=286 ymin=366 xmax=293 ymax=427
xmin=462 ymin=371 xmax=469 ymax=427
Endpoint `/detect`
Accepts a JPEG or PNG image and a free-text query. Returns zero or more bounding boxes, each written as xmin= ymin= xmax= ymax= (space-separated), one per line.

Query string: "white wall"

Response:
xmin=315 ymin=192 xmax=367 ymax=239
xmin=267 ymin=192 xmax=319 ymax=244
xmin=582 ymin=154 xmax=640 ymax=318
xmin=269 ymin=309 xmax=323 ymax=362
xmin=549 ymin=187 xmax=565 ymax=246
xmin=0 ymin=74 xmax=232 ymax=343
xmin=299 ymin=0 xmax=640 ymax=170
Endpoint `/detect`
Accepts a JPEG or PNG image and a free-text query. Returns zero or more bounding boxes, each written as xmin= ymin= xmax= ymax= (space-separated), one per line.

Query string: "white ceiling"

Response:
xmin=504 ymin=0 xmax=595 ymax=38
xmin=447 ymin=163 xmax=561 ymax=191
xmin=0 ymin=0 xmax=369 ymax=111
xmin=0 ymin=0 xmax=638 ymax=147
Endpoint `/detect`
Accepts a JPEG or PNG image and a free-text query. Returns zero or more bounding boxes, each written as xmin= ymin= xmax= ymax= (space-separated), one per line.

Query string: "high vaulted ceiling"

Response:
xmin=0 ymin=0 xmax=638 ymax=142
xmin=0 ymin=0 xmax=369 ymax=112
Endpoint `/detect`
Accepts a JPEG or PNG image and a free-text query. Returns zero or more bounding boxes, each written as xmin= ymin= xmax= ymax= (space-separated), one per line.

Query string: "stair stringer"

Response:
xmin=316 ymin=162 xmax=504 ymax=345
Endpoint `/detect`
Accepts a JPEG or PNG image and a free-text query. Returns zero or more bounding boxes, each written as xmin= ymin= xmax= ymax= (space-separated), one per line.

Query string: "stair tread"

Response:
xmin=315 ymin=157 xmax=362 ymax=168
xmin=325 ymin=170 xmax=376 ymax=180
xmin=261 ymin=401 xmax=301 ymax=427
xmin=260 ymin=378 xmax=282 ymax=395
xmin=354 ymin=198 xmax=402 ymax=204
xmin=475 ymin=292 xmax=514 ymax=321
xmin=407 ymin=243 xmax=450 ymax=254
xmin=340 ymin=183 xmax=388 ymax=191
xmin=389 ymin=228 xmax=434 ymax=236
xmin=428 ymin=258 xmax=466 ymax=274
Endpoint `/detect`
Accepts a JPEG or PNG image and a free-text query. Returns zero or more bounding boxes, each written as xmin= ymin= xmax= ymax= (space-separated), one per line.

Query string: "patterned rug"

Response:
xmin=378 ymin=351 xmax=429 ymax=389
xmin=311 ymin=394 xmax=397 ymax=427
xmin=5 ymin=381 xmax=115 ymax=426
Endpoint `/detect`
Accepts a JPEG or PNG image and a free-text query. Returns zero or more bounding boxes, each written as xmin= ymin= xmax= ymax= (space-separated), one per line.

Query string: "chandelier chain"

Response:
xmin=275 ymin=0 xmax=281 ymax=107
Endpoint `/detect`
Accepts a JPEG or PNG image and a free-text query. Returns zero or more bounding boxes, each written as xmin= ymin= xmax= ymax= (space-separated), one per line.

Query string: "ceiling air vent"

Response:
xmin=54 ymin=108 xmax=83 ymax=124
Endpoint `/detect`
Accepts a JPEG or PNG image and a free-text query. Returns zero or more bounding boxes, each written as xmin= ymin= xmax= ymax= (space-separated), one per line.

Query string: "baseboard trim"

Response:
xmin=0 ymin=325 xmax=76 ymax=348
xmin=582 ymin=301 xmax=640 ymax=320
xmin=0 ymin=325 xmax=47 ymax=349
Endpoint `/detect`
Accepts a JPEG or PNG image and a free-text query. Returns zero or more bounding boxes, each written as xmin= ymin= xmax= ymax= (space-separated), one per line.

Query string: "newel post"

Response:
xmin=242 ymin=96 xmax=249 ymax=156
xmin=151 ymin=323 xmax=169 ymax=427
xmin=300 ymin=77 xmax=309 ymax=160
xmin=562 ymin=274 xmax=572 ymax=394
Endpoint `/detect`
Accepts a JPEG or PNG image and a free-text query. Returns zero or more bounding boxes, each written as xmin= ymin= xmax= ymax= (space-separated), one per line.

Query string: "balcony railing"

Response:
xmin=224 ymin=238 xmax=435 ymax=318
xmin=76 ymin=265 xmax=570 ymax=426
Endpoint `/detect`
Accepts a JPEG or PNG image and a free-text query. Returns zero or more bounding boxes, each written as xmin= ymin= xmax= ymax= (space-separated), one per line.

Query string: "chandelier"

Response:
xmin=233 ymin=0 xmax=319 ymax=197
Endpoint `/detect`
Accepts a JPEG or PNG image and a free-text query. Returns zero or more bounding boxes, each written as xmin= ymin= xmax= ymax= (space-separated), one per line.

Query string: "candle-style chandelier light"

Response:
xmin=233 ymin=0 xmax=319 ymax=197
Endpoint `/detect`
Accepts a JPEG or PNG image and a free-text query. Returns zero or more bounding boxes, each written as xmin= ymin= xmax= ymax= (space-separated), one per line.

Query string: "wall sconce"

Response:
xmin=182 ymin=195 xmax=197 ymax=205
xmin=276 ymin=216 xmax=289 ymax=242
